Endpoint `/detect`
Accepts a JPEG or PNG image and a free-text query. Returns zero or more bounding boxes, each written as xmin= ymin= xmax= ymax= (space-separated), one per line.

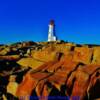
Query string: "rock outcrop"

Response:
xmin=0 ymin=41 xmax=100 ymax=100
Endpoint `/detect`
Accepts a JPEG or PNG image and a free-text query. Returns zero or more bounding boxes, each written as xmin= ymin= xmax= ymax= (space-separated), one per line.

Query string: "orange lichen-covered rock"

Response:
xmin=16 ymin=58 xmax=100 ymax=100
xmin=32 ymin=50 xmax=57 ymax=62
xmin=47 ymin=61 xmax=78 ymax=90
xmin=48 ymin=72 xmax=67 ymax=90
xmin=41 ymin=61 xmax=57 ymax=72
xmin=73 ymin=47 xmax=93 ymax=64
xmin=66 ymin=69 xmax=90 ymax=100
xmin=1 ymin=41 xmax=100 ymax=100
xmin=46 ymin=60 xmax=64 ymax=72
xmin=33 ymin=61 xmax=53 ymax=72
xmin=82 ymin=64 xmax=100 ymax=75
xmin=54 ymin=44 xmax=71 ymax=55
xmin=16 ymin=73 xmax=37 ymax=98
xmin=17 ymin=58 xmax=44 ymax=69
xmin=16 ymin=71 xmax=52 ymax=98
xmin=30 ymin=72 xmax=52 ymax=80
xmin=66 ymin=64 xmax=100 ymax=100
xmin=62 ymin=60 xmax=78 ymax=71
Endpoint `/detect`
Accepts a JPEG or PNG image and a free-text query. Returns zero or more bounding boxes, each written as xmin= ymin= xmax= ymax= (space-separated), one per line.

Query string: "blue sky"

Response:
xmin=0 ymin=0 xmax=100 ymax=44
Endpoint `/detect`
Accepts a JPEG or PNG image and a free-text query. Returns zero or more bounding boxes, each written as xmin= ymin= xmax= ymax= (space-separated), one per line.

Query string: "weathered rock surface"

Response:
xmin=0 ymin=41 xmax=100 ymax=100
xmin=17 ymin=58 xmax=44 ymax=69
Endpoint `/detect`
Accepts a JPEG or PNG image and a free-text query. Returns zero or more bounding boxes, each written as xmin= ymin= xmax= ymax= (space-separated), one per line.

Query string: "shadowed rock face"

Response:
xmin=0 ymin=41 xmax=100 ymax=100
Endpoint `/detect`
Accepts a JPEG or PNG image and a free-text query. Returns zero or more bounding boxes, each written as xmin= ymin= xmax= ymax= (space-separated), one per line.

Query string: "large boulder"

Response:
xmin=73 ymin=47 xmax=93 ymax=64
xmin=16 ymin=71 xmax=52 ymax=99
xmin=17 ymin=58 xmax=44 ymax=69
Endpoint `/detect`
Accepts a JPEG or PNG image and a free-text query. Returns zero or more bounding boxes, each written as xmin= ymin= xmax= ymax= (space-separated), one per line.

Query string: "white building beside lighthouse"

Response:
xmin=48 ymin=20 xmax=57 ymax=41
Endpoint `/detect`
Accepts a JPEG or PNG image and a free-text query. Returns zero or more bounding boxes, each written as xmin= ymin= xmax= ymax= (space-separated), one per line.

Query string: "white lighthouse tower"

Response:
xmin=48 ymin=20 xmax=57 ymax=41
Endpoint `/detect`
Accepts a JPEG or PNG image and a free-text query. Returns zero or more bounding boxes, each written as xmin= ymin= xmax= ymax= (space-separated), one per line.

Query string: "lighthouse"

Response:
xmin=48 ymin=20 xmax=57 ymax=41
